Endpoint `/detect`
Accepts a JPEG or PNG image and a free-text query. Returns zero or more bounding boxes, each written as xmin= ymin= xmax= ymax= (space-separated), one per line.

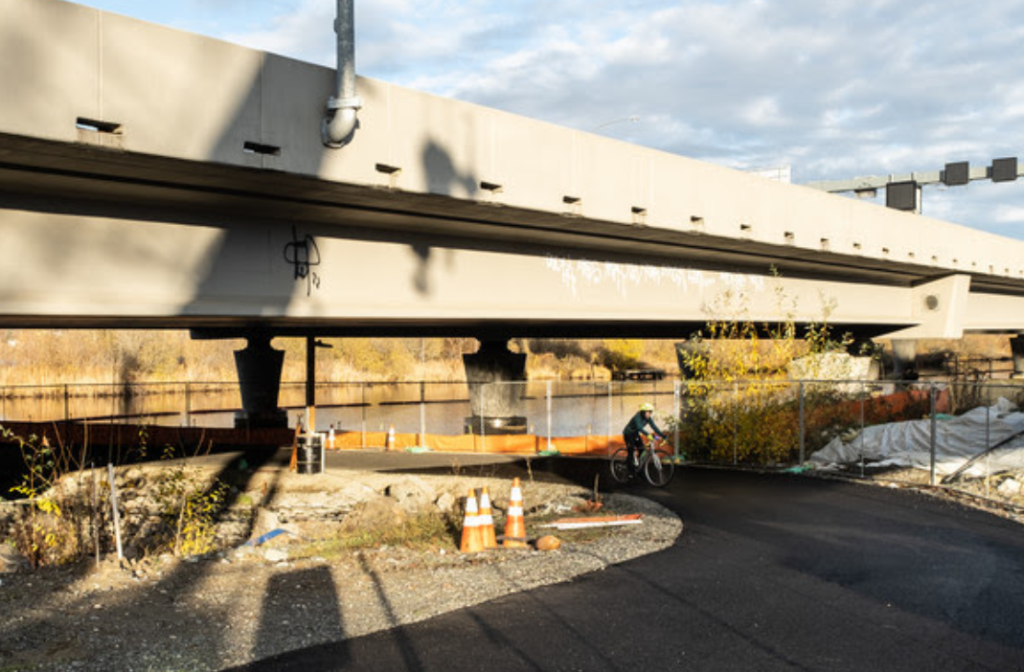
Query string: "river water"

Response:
xmin=0 ymin=380 xmax=679 ymax=438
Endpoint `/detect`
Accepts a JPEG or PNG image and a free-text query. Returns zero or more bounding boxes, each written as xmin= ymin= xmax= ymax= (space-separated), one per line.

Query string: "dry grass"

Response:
xmin=289 ymin=513 xmax=462 ymax=560
xmin=0 ymin=332 xmax=689 ymax=389
xmin=6 ymin=330 xmax=1005 ymax=392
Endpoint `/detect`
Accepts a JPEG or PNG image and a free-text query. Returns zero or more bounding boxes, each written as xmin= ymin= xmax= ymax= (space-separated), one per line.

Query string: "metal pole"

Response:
xmin=859 ymin=382 xmax=867 ymax=477
xmin=986 ymin=398 xmax=991 ymax=495
xmin=798 ymin=381 xmax=805 ymax=466
xmin=92 ymin=464 xmax=100 ymax=566
xmin=305 ymin=336 xmax=316 ymax=433
xmin=929 ymin=383 xmax=938 ymax=486
xmin=480 ymin=384 xmax=487 ymax=453
xmin=985 ymin=393 xmax=991 ymax=452
xmin=360 ymin=383 xmax=367 ymax=448
xmin=673 ymin=380 xmax=681 ymax=458
xmin=419 ymin=381 xmax=427 ymax=448
xmin=607 ymin=380 xmax=613 ymax=454
xmin=107 ymin=463 xmax=123 ymax=561
xmin=733 ymin=381 xmax=738 ymax=465
xmin=185 ymin=381 xmax=192 ymax=427
xmin=546 ymin=380 xmax=553 ymax=451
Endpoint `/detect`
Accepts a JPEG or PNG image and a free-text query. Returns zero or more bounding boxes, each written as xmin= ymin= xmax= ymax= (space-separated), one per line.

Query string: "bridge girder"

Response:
xmin=2 ymin=0 xmax=1024 ymax=340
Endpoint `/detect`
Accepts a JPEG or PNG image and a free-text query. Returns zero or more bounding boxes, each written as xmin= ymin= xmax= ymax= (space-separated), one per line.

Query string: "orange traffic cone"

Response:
xmin=460 ymin=488 xmax=484 ymax=553
xmin=478 ymin=487 xmax=498 ymax=549
xmin=502 ymin=477 xmax=528 ymax=548
xmin=386 ymin=424 xmax=396 ymax=452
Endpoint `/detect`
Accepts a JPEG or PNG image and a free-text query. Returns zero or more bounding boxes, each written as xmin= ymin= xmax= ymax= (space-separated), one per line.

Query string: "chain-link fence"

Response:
xmin=3 ymin=377 xmax=1024 ymax=509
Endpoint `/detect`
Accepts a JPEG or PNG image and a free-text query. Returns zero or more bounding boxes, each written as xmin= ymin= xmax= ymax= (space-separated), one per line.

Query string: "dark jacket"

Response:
xmin=623 ymin=411 xmax=663 ymax=439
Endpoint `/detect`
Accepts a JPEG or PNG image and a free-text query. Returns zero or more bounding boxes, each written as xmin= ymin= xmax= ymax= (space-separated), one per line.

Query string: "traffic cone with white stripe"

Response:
xmin=386 ymin=424 xmax=396 ymax=452
xmin=478 ymin=487 xmax=498 ymax=549
xmin=502 ymin=477 xmax=528 ymax=548
xmin=460 ymin=488 xmax=484 ymax=553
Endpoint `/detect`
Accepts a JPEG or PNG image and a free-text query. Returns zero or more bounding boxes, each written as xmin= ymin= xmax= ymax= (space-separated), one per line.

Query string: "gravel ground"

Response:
xmin=0 ymin=469 xmax=682 ymax=672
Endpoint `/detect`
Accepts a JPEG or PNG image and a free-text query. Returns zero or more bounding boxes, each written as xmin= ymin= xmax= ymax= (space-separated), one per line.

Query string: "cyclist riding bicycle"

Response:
xmin=622 ymin=402 xmax=664 ymax=475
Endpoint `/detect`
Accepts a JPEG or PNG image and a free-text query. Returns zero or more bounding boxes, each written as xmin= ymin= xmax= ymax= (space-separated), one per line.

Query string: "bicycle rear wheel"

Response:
xmin=644 ymin=449 xmax=675 ymax=487
xmin=609 ymin=448 xmax=632 ymax=485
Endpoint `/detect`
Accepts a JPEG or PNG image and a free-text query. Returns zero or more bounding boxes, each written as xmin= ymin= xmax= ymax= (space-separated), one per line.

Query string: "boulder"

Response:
xmin=344 ymin=494 xmax=408 ymax=530
xmin=0 ymin=542 xmax=30 ymax=573
xmin=434 ymin=491 xmax=457 ymax=513
xmin=998 ymin=478 xmax=1023 ymax=496
xmin=384 ymin=477 xmax=435 ymax=513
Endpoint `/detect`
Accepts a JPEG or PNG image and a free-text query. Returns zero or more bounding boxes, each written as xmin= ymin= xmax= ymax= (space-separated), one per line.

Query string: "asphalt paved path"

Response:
xmin=226 ymin=467 xmax=1024 ymax=671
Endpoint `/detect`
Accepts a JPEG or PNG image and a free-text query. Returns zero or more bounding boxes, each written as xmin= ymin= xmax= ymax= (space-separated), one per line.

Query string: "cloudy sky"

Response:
xmin=77 ymin=0 xmax=1024 ymax=239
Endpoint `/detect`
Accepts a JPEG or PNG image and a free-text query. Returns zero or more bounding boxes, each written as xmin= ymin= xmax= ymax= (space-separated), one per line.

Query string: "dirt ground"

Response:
xmin=0 ymin=460 xmax=683 ymax=671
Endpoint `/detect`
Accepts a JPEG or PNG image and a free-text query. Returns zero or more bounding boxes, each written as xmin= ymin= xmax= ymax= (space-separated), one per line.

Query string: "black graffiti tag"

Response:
xmin=284 ymin=227 xmax=322 ymax=295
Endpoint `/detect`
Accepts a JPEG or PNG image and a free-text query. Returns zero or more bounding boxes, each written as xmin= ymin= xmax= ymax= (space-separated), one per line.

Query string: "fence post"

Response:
xmin=673 ymin=380 xmax=681 ymax=458
xmin=360 ymin=383 xmax=367 ymax=448
xmin=929 ymin=383 xmax=938 ymax=486
xmin=985 ymin=398 xmax=991 ymax=497
xmin=798 ymin=381 xmax=805 ymax=466
xmin=858 ymin=385 xmax=867 ymax=476
xmin=419 ymin=380 xmax=427 ymax=448
xmin=733 ymin=380 xmax=739 ymax=465
xmin=607 ymin=381 xmax=614 ymax=455
xmin=64 ymin=384 xmax=70 ymax=424
xmin=546 ymin=380 xmax=553 ymax=451
xmin=107 ymin=462 xmax=124 ymax=561
xmin=480 ymin=384 xmax=487 ymax=453
xmin=185 ymin=381 xmax=192 ymax=427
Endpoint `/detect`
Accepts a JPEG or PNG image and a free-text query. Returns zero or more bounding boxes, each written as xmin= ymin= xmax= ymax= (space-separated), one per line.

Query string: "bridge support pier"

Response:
xmin=891 ymin=338 xmax=918 ymax=381
xmin=463 ymin=339 xmax=528 ymax=435
xmin=1010 ymin=336 xmax=1024 ymax=378
xmin=674 ymin=342 xmax=707 ymax=379
xmin=233 ymin=335 xmax=288 ymax=429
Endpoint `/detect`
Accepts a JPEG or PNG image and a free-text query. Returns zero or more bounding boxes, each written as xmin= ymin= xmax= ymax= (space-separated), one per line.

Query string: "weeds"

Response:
xmin=677 ymin=272 xmax=855 ymax=465
xmin=150 ymin=445 xmax=229 ymax=558
xmin=4 ymin=428 xmax=231 ymax=569
xmin=4 ymin=427 xmax=90 ymax=568
xmin=290 ymin=512 xmax=461 ymax=560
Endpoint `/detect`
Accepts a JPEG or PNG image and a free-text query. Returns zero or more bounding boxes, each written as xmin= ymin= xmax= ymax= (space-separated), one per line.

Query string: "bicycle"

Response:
xmin=609 ymin=434 xmax=676 ymax=487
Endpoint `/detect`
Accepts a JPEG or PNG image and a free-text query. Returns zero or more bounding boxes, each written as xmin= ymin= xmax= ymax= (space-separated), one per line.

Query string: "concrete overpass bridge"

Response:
xmin=4 ymin=0 xmax=1024 ymax=427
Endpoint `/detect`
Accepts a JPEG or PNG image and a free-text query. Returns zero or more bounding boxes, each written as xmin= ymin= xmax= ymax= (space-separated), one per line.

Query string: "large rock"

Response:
xmin=0 ymin=541 xmax=30 ymax=573
xmin=998 ymin=478 xmax=1023 ymax=496
xmin=344 ymin=494 xmax=408 ymax=530
xmin=435 ymin=491 xmax=457 ymax=513
xmin=384 ymin=476 xmax=435 ymax=513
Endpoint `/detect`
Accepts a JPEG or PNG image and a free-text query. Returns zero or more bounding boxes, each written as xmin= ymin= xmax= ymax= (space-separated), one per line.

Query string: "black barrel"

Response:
xmin=296 ymin=434 xmax=323 ymax=474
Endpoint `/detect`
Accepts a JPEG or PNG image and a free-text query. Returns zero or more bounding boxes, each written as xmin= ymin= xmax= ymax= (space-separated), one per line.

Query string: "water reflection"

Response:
xmin=0 ymin=381 xmax=677 ymax=438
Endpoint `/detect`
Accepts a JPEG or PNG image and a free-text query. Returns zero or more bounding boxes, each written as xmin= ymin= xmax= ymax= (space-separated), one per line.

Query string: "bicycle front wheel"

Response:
xmin=609 ymin=448 xmax=632 ymax=485
xmin=644 ymin=449 xmax=676 ymax=487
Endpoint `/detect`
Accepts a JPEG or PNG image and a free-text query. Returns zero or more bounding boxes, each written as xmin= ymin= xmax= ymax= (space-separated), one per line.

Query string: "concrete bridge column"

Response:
xmin=463 ymin=339 xmax=528 ymax=435
xmin=674 ymin=342 xmax=707 ymax=380
xmin=891 ymin=339 xmax=918 ymax=381
xmin=1010 ymin=335 xmax=1024 ymax=378
xmin=234 ymin=335 xmax=288 ymax=429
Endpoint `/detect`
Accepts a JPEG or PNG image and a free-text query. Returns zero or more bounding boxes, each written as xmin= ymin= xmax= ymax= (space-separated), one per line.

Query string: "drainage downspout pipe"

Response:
xmin=321 ymin=0 xmax=362 ymax=148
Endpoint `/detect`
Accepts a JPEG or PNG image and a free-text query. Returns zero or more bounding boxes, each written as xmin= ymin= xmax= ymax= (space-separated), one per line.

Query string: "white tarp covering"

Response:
xmin=809 ymin=398 xmax=1024 ymax=477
